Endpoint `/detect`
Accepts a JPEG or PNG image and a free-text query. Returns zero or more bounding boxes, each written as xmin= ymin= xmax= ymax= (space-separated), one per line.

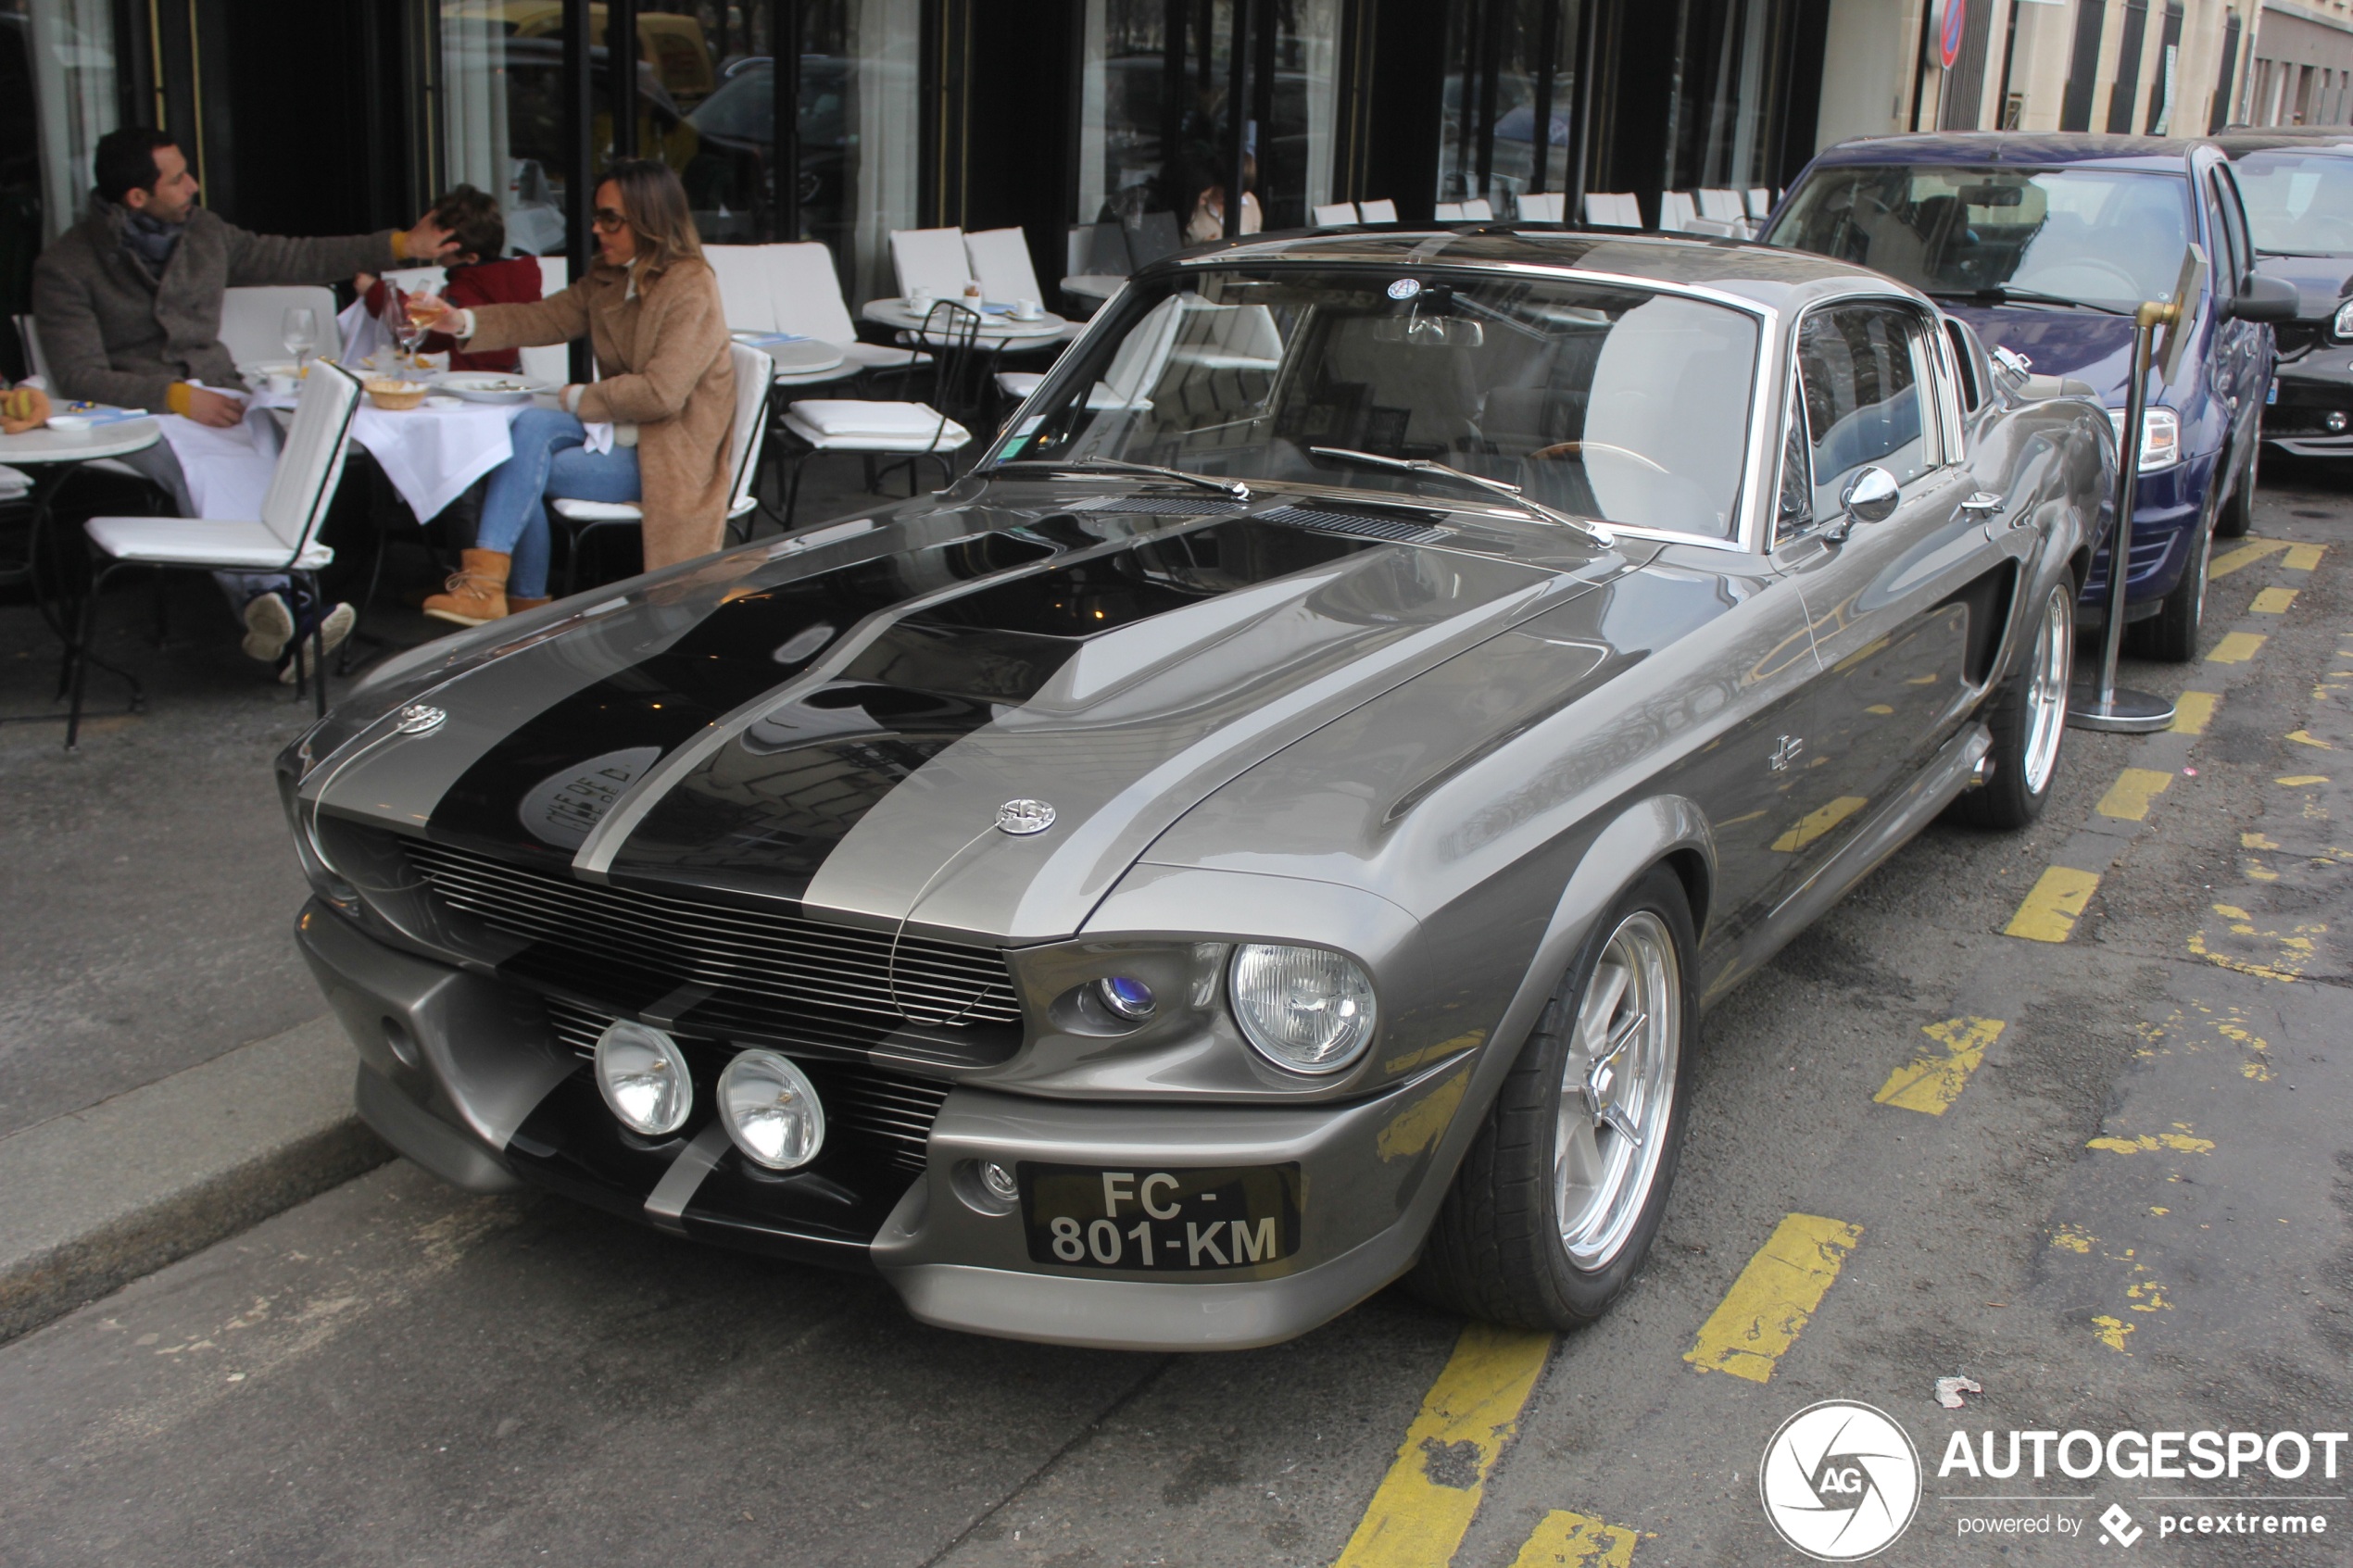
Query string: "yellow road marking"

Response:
xmin=2093 ymin=1314 xmax=2135 ymax=1352
xmin=1335 ymin=1323 xmax=1553 ymax=1568
xmin=1683 ymin=1214 xmax=1862 ymax=1383
xmin=2096 ymin=767 xmax=2173 ymax=821
xmin=1875 ymin=1017 xmax=2005 ymax=1114
xmin=2251 ymin=586 xmax=2298 ymax=614
xmin=2170 ymin=692 xmax=2220 ymax=734
xmin=2005 ymin=866 xmax=2100 ymax=942
xmin=2052 ymin=1224 xmax=2095 ymax=1253
xmin=2284 ymin=543 xmax=2326 ymax=571
xmin=1771 ymin=796 xmax=1868 ymax=853
xmin=1510 ymin=1512 xmax=1641 ymax=1567
xmin=2089 ymin=1130 xmax=2216 ymax=1155
xmin=2208 ymin=538 xmax=2289 ymax=579
xmin=2288 ymin=730 xmax=2333 ymax=749
xmin=2276 ymin=774 xmax=2328 ymax=786
xmin=2208 ymin=632 xmax=2267 ymax=664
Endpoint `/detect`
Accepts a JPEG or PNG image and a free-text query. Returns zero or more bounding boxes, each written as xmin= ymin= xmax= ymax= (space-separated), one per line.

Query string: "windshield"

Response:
xmin=1768 ymin=164 xmax=2196 ymax=310
xmin=995 ymin=268 xmax=1760 ymax=539
xmin=2232 ymin=151 xmax=2353 ymax=255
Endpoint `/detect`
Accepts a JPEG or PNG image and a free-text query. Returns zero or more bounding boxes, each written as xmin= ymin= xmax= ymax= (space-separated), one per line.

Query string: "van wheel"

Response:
xmin=1410 ymin=867 xmax=1697 ymax=1330
xmin=1954 ymin=578 xmax=2073 ymax=829
xmin=2214 ymin=444 xmax=2257 ymax=539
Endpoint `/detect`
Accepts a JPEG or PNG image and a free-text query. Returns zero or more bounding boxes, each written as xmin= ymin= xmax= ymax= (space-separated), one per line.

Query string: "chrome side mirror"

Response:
xmin=1827 ymin=466 xmax=1900 ymax=541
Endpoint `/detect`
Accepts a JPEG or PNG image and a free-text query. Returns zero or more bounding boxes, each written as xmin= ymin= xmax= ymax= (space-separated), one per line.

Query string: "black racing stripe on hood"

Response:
xmin=423 ymin=531 xmax=1057 ymax=866
xmin=602 ymin=516 xmax=1382 ymax=900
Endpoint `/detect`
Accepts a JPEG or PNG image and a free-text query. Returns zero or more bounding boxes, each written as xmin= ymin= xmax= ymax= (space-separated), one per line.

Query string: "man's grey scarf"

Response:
xmin=119 ymin=205 xmax=183 ymax=280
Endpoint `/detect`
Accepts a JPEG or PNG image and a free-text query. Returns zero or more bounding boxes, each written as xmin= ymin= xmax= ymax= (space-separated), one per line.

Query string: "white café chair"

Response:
xmin=1433 ymin=201 xmax=1466 ymax=220
xmin=14 ymin=313 xmax=51 ymax=380
xmin=998 ymin=289 xmax=1187 ymax=410
xmin=1461 ymin=197 xmax=1494 ymax=220
xmin=1358 ymin=197 xmax=1398 ymax=222
xmin=963 ymin=227 xmax=1049 ymax=308
xmin=777 ymin=303 xmax=978 ymax=528
xmin=520 ymin=256 xmax=571 ymax=386
xmin=763 ymin=241 xmax=929 ymax=385
xmin=71 ymin=359 xmax=363 ymax=747
xmin=1581 ymin=191 xmax=1639 ymax=227
xmin=1657 ymin=192 xmax=1698 ymax=232
xmin=890 ymin=226 xmax=975 ymax=302
xmin=219 ymin=284 xmax=340 ymax=371
xmin=1311 ymin=201 xmax=1359 ymax=227
xmin=1745 ymin=188 xmax=1775 ymax=222
xmin=547 ymin=342 xmax=774 ymax=593
xmin=1517 ymin=192 xmax=1565 ymax=221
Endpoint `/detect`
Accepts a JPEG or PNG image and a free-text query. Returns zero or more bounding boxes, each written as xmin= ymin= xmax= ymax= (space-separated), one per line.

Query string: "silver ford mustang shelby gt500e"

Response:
xmin=281 ymin=231 xmax=2113 ymax=1350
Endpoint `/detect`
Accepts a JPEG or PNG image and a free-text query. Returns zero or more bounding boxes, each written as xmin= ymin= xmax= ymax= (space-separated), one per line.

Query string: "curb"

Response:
xmin=0 ymin=1016 xmax=391 ymax=1345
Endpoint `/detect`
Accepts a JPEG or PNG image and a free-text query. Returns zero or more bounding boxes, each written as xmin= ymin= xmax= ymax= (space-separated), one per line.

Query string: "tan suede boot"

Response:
xmin=422 ymin=548 xmax=512 ymax=626
xmin=507 ymin=596 xmax=552 ymax=613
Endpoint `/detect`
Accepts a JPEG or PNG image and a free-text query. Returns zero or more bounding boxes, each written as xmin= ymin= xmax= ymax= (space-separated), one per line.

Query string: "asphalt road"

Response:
xmin=6 ymin=466 xmax=2352 ymax=1568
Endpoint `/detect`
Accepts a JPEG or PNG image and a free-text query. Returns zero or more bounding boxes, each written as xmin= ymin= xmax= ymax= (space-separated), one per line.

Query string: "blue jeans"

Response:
xmin=478 ymin=407 xmax=643 ymax=598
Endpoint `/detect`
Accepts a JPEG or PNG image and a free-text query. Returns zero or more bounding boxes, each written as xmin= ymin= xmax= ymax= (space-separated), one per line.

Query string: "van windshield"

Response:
xmin=1767 ymin=164 xmax=2196 ymax=310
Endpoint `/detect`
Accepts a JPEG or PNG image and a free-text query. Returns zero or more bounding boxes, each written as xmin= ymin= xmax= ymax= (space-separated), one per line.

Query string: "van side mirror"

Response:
xmin=1827 ymin=466 xmax=1900 ymax=541
xmin=2228 ymin=273 xmax=2299 ymax=323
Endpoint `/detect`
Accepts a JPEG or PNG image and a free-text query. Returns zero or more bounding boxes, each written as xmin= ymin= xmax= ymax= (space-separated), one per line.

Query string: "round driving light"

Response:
xmin=2330 ymin=411 xmax=2348 ymax=434
xmin=594 ymin=1020 xmax=692 ymax=1136
xmin=718 ymin=1049 xmax=826 ymax=1170
xmin=1229 ymin=944 xmax=1378 ymax=1074
xmin=980 ymin=1160 xmax=1020 ymax=1203
xmin=1097 ymin=975 xmax=1157 ymax=1020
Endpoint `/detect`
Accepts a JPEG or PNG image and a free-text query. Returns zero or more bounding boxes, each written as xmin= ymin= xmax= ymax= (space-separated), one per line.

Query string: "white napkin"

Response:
xmin=338 ymin=296 xmax=395 ymax=364
xmin=582 ymin=420 xmax=615 ymax=456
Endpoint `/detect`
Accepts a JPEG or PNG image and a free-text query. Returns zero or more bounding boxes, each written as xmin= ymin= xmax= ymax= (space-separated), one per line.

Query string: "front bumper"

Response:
xmin=2265 ymin=350 xmax=2353 ymax=457
xmin=2078 ymin=451 xmax=2218 ymax=614
xmin=296 ymin=900 xmax=1457 ymax=1349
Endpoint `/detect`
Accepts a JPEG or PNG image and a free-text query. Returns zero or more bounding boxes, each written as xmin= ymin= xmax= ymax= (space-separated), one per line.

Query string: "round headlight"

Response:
xmin=1097 ymin=975 xmax=1157 ymax=1020
xmin=1228 ymin=944 xmax=1378 ymax=1074
xmin=594 ymin=1020 xmax=693 ymax=1135
xmin=718 ymin=1049 xmax=826 ymax=1170
xmin=2333 ymin=298 xmax=2353 ymax=342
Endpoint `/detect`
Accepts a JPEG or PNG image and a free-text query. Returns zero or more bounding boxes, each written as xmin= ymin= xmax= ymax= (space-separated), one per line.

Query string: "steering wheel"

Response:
xmin=1527 ymin=440 xmax=1672 ymax=475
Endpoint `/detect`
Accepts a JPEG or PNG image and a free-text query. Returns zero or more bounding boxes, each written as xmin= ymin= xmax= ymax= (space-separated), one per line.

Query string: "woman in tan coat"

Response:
xmin=408 ymin=159 xmax=736 ymax=623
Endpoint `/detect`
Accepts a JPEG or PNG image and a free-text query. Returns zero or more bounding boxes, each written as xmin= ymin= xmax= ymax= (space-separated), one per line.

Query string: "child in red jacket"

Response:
xmin=356 ymin=184 xmax=542 ymax=373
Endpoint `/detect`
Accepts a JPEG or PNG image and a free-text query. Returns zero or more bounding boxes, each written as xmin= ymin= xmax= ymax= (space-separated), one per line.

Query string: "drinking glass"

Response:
xmin=282 ymin=307 xmax=319 ymax=368
xmin=392 ymin=291 xmax=431 ymax=377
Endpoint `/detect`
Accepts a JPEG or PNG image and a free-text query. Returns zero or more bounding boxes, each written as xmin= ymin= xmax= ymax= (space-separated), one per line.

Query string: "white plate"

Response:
xmin=434 ymin=371 xmax=543 ymax=405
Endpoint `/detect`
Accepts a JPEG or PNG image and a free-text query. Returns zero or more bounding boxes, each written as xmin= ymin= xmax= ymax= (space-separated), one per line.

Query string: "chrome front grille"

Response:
xmin=543 ymin=995 xmax=948 ymax=1173
xmin=403 ymin=839 xmax=1022 ymax=1030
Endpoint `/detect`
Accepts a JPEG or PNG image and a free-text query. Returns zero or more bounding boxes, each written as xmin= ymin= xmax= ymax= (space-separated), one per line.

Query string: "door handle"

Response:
xmin=1957 ymin=491 xmax=2006 ymax=518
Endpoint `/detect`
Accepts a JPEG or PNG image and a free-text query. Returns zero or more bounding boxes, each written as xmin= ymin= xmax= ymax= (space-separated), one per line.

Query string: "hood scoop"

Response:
xmin=1254 ymin=504 xmax=1453 ymax=546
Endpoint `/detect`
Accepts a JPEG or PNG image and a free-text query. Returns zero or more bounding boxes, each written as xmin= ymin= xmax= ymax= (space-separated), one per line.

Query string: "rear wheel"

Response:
xmin=1952 ymin=578 xmax=2073 ymax=829
xmin=1410 ymin=867 xmax=1697 ymax=1330
xmin=2127 ymin=509 xmax=2214 ymax=664
xmin=2214 ymin=442 xmax=2258 ymax=539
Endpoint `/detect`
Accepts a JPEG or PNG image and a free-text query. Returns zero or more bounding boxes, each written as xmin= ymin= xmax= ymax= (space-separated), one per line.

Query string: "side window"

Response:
xmin=2212 ymin=167 xmax=2253 ymax=293
xmin=1776 ymin=370 xmax=1812 ymax=544
xmin=1795 ymin=304 xmax=1932 ymax=522
xmin=2203 ymin=175 xmax=2240 ymax=295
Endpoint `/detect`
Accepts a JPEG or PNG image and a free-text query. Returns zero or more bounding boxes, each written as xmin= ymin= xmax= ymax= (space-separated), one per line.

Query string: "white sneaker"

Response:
xmin=241 ymin=592 xmax=296 ymax=662
xmin=278 ymin=602 xmax=358 ymax=685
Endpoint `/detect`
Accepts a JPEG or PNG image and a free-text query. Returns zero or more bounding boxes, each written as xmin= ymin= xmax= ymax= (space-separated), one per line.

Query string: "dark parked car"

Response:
xmin=2214 ymin=130 xmax=2353 ymax=458
xmin=1767 ymin=133 xmax=2297 ymax=660
xmin=283 ymin=232 xmax=2110 ymax=1349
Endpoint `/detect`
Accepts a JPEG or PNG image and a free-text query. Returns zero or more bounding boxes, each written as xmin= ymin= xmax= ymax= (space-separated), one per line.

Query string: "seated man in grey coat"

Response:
xmin=31 ymin=127 xmax=459 ymax=680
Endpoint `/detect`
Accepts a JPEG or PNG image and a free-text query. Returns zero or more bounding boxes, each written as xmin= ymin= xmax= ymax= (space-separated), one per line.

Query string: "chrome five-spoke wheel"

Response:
xmin=1556 ymin=908 xmax=1682 ymax=1270
xmin=2021 ymin=581 xmax=2072 ymax=797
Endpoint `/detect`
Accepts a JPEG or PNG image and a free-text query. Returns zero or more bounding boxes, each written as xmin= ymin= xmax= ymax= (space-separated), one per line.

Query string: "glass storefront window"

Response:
xmin=1440 ymin=0 xmax=1578 ymax=211
xmin=1075 ymin=0 xmax=1338 ymax=260
xmin=439 ymin=2 xmax=576 ymax=255
xmin=9 ymin=0 xmax=118 ymax=241
xmin=1669 ymin=0 xmax=1795 ymax=194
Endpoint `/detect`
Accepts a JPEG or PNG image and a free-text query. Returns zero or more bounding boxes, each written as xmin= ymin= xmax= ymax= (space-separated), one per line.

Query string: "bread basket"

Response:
xmin=364 ymin=378 xmax=426 ymax=412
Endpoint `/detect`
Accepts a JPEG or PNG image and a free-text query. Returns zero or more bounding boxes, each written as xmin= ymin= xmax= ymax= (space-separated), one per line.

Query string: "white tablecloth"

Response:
xmin=157 ymin=395 xmax=283 ymax=521
xmin=250 ymin=387 xmax=530 ymax=522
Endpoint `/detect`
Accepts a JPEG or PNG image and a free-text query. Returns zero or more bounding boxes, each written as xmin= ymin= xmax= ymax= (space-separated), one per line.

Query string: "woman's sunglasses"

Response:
xmin=592 ymin=207 xmax=629 ymax=234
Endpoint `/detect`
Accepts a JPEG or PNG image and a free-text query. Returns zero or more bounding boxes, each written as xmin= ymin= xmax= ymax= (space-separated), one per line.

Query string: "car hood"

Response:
xmin=1940 ymin=302 xmax=2144 ymax=402
xmin=2255 ymin=252 xmax=2353 ymax=318
xmin=308 ymin=488 xmax=1630 ymax=943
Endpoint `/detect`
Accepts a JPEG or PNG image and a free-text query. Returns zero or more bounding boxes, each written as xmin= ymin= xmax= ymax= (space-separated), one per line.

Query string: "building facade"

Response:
xmin=2241 ymin=0 xmax=2353 ymax=125
xmin=0 ymin=0 xmax=2278 ymax=380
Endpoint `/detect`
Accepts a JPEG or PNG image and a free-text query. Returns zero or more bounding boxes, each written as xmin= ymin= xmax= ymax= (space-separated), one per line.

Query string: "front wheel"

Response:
xmin=2214 ymin=442 xmax=2257 ymax=540
xmin=1410 ymin=867 xmax=1697 ymax=1330
xmin=1952 ymin=578 xmax=2073 ymax=829
xmin=2128 ymin=510 xmax=2214 ymax=663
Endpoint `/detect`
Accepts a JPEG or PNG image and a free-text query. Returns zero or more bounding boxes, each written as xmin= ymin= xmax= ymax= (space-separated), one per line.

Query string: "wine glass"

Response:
xmin=281 ymin=307 xmax=318 ymax=370
xmin=392 ymin=290 xmax=431 ymax=378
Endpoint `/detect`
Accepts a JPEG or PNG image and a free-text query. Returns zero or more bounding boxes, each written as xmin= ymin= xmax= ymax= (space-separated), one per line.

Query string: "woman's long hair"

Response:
xmin=600 ymin=158 xmax=703 ymax=272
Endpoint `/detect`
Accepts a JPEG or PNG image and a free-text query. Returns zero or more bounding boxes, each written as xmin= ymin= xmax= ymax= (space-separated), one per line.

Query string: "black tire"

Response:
xmin=1952 ymin=577 xmax=2075 ymax=830
xmin=1409 ymin=866 xmax=1698 ymax=1331
xmin=2214 ymin=442 xmax=2257 ymax=539
xmin=2126 ymin=508 xmax=2214 ymax=664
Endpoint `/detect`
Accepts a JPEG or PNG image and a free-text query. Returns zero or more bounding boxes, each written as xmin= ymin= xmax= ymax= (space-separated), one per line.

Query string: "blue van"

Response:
xmin=1765 ymin=133 xmax=2296 ymax=660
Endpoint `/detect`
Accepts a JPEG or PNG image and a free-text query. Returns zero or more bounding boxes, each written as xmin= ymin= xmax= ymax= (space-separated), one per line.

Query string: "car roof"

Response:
xmin=2211 ymin=129 xmax=2353 ymax=158
xmin=1155 ymin=228 xmax=1910 ymax=314
xmin=1804 ymin=131 xmax=2207 ymax=173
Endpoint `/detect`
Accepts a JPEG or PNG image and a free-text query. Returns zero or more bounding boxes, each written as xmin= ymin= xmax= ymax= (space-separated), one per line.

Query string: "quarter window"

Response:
xmin=1794 ymin=305 xmax=1932 ymax=523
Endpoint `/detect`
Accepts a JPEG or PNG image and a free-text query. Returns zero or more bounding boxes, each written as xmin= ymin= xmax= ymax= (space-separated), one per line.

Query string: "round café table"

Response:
xmin=861 ymin=298 xmax=1072 ymax=342
xmin=0 ymin=417 xmax=161 ymax=726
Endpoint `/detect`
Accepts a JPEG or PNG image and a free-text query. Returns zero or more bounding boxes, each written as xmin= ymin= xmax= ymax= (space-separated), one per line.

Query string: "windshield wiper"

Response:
xmin=1307 ymin=446 xmax=1615 ymax=546
xmin=1930 ymin=286 xmax=2131 ymax=316
xmin=989 ymin=457 xmax=1250 ymax=500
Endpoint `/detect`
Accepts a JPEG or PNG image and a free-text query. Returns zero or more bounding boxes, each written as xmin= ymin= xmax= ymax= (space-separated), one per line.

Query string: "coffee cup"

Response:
xmin=907 ymin=287 xmax=936 ymax=312
xmin=267 ymin=370 xmax=296 ymax=396
xmin=1014 ymin=298 xmax=1043 ymax=321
